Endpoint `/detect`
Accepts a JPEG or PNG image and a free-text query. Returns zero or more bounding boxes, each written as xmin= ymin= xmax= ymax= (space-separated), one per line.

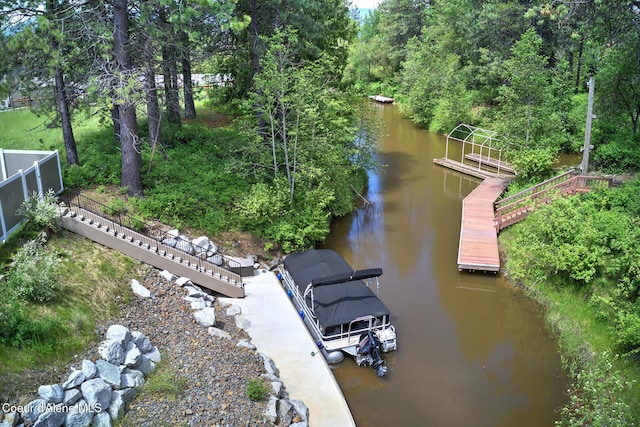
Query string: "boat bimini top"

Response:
xmin=283 ymin=249 xmax=390 ymax=329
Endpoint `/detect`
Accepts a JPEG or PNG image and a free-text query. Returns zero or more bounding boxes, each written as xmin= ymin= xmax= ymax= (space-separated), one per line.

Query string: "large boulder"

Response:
xmin=131 ymin=279 xmax=152 ymax=299
xmin=133 ymin=354 xmax=155 ymax=376
xmin=193 ymin=307 xmax=216 ymax=327
xmin=290 ymin=399 xmax=309 ymax=422
xmin=175 ymin=236 xmax=194 ymax=255
xmin=90 ymin=412 xmax=111 ymax=427
xmin=0 ymin=411 xmax=19 ymax=427
xmin=105 ymin=325 xmax=131 ymax=346
xmin=264 ymin=396 xmax=278 ymax=423
xmin=162 ymin=237 xmax=177 ymax=248
xmin=207 ymin=254 xmax=223 ymax=266
xmin=23 ymin=398 xmax=48 ymax=424
xmin=95 ymin=360 xmax=121 ymax=389
xmin=97 ymin=340 xmax=124 ymax=366
xmin=80 ymin=379 xmax=112 ymax=412
xmin=107 ymin=390 xmax=127 ymax=420
xmin=277 ymin=398 xmax=295 ymax=426
xmin=175 ymin=276 xmax=192 ymax=287
xmin=192 ymin=236 xmax=210 ymax=256
xmin=259 ymin=353 xmax=280 ymax=377
xmin=160 ymin=270 xmax=175 ymax=281
xmin=63 ymin=388 xmax=82 ymax=406
xmin=145 ymin=346 xmax=161 ymax=363
xmin=131 ymin=331 xmax=152 ymax=353
xmin=123 ymin=340 xmax=142 ymax=367
xmin=32 ymin=407 xmax=65 ymax=427
xmin=120 ymin=369 xmax=145 ymax=388
xmin=38 ymin=384 xmax=64 ymax=403
xmin=81 ymin=359 xmax=98 ymax=380
xmin=235 ymin=315 xmax=251 ymax=331
xmin=184 ymin=285 xmax=204 ymax=298
xmin=64 ymin=399 xmax=94 ymax=427
xmin=62 ymin=370 xmax=85 ymax=390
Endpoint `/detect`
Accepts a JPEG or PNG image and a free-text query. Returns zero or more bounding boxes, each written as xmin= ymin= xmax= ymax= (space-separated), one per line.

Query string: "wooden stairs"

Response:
xmin=57 ymin=200 xmax=245 ymax=298
xmin=494 ymin=171 xmax=613 ymax=231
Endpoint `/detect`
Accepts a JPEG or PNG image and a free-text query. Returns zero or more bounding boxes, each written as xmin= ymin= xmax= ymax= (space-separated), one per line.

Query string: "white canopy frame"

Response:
xmin=445 ymin=124 xmax=514 ymax=177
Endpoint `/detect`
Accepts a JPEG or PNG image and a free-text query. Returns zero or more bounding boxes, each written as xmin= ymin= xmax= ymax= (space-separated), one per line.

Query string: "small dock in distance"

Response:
xmin=369 ymin=95 xmax=394 ymax=104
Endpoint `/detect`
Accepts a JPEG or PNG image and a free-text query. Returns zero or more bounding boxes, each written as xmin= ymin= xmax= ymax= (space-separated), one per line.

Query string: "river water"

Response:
xmin=320 ymin=104 xmax=568 ymax=426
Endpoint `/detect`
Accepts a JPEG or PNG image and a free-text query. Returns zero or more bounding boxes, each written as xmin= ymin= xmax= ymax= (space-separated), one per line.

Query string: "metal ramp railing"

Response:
xmin=494 ymin=171 xmax=612 ymax=231
xmin=58 ymin=193 xmax=245 ymax=297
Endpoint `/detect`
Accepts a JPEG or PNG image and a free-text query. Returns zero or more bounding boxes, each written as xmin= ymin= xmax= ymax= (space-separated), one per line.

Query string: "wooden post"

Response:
xmin=581 ymin=77 xmax=595 ymax=174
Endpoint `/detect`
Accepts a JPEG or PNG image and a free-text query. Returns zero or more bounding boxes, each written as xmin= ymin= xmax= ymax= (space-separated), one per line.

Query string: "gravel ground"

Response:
xmin=2 ymin=266 xmax=277 ymax=427
xmin=108 ymin=267 xmax=273 ymax=427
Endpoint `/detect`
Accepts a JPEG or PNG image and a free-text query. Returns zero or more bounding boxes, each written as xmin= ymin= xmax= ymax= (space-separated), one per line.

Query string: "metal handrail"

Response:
xmin=494 ymin=173 xmax=613 ymax=231
xmin=60 ymin=191 xmax=243 ymax=286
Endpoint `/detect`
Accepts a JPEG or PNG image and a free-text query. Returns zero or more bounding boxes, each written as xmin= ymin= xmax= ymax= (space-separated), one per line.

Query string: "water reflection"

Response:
xmin=321 ymin=105 xmax=567 ymax=426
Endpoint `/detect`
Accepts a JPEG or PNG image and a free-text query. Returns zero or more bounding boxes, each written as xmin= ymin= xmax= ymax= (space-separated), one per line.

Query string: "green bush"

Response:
xmin=615 ymin=311 xmax=640 ymax=355
xmin=7 ymin=233 xmax=62 ymax=302
xmin=103 ymin=199 xmax=127 ymax=216
xmin=16 ymin=189 xmax=60 ymax=233
xmin=236 ymin=179 xmax=333 ymax=252
xmin=557 ymin=351 xmax=635 ymax=427
xmin=593 ymin=141 xmax=640 ymax=174
xmin=509 ymin=147 xmax=557 ymax=185
xmin=245 ymin=378 xmax=268 ymax=402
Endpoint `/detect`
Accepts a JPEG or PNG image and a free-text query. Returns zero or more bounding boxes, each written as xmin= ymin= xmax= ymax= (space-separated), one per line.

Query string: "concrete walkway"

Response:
xmin=220 ymin=270 xmax=355 ymax=427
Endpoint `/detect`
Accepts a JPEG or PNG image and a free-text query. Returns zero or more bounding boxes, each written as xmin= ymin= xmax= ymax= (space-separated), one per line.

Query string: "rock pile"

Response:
xmin=159 ymin=231 xmax=224 ymax=265
xmin=0 ymin=325 xmax=158 ymax=427
xmin=2 ymin=268 xmax=309 ymax=427
xmin=158 ymin=231 xmax=259 ymax=273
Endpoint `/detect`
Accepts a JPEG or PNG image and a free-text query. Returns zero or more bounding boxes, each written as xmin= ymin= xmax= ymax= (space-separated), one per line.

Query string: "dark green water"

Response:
xmin=320 ymin=104 xmax=568 ymax=427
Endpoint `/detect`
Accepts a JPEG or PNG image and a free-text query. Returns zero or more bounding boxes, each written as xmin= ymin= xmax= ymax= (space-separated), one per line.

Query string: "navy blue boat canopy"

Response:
xmin=283 ymin=249 xmax=390 ymax=329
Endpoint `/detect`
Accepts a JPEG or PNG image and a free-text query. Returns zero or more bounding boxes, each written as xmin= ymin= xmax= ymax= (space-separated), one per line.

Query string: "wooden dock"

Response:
xmin=457 ymin=177 xmax=510 ymax=272
xmin=433 ymin=158 xmax=512 ymax=180
xmin=464 ymin=153 xmax=516 ymax=175
xmin=368 ymin=95 xmax=394 ymax=104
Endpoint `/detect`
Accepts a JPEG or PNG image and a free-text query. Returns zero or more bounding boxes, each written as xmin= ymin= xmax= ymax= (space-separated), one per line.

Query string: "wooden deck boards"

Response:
xmin=457 ymin=178 xmax=510 ymax=272
xmin=433 ymin=158 xmax=512 ymax=180
xmin=434 ymin=158 xmax=512 ymax=272
xmin=464 ymin=153 xmax=517 ymax=175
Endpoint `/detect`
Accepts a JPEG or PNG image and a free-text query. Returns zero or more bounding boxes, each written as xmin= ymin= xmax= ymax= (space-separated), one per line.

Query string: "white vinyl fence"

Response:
xmin=0 ymin=149 xmax=64 ymax=243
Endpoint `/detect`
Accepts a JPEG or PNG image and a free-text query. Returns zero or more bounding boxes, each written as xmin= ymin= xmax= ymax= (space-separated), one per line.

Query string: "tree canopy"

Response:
xmin=345 ymin=0 xmax=640 ymax=179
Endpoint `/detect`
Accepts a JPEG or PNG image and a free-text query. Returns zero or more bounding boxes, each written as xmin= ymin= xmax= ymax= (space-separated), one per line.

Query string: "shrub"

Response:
xmin=557 ymin=351 xmax=635 ymax=427
xmin=615 ymin=311 xmax=640 ymax=355
xmin=16 ymin=189 xmax=60 ymax=233
xmin=103 ymin=199 xmax=127 ymax=216
xmin=245 ymin=378 xmax=268 ymax=402
xmin=7 ymin=233 xmax=61 ymax=302
xmin=509 ymin=147 xmax=557 ymax=185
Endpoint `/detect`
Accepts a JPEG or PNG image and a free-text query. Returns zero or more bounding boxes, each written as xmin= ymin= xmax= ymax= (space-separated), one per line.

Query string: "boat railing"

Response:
xmin=318 ymin=315 xmax=391 ymax=344
xmin=365 ymin=277 xmax=381 ymax=295
xmin=280 ymin=268 xmax=318 ymax=320
xmin=346 ymin=315 xmax=376 ymax=341
xmin=279 ymin=265 xmax=393 ymax=344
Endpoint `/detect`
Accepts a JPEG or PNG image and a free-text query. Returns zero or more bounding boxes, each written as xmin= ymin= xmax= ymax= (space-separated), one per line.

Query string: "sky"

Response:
xmin=352 ymin=0 xmax=382 ymax=9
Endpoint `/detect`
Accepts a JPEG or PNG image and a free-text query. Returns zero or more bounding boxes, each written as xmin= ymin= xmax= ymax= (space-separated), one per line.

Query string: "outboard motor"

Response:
xmin=356 ymin=331 xmax=388 ymax=377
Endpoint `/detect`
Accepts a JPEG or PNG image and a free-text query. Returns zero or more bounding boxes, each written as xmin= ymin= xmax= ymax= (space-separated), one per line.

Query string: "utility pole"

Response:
xmin=581 ymin=76 xmax=595 ymax=174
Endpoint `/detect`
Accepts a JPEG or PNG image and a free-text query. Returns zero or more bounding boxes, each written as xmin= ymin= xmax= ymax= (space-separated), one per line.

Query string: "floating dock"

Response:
xmin=456 ymin=177 xmax=509 ymax=272
xmin=368 ymin=95 xmax=394 ymax=104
